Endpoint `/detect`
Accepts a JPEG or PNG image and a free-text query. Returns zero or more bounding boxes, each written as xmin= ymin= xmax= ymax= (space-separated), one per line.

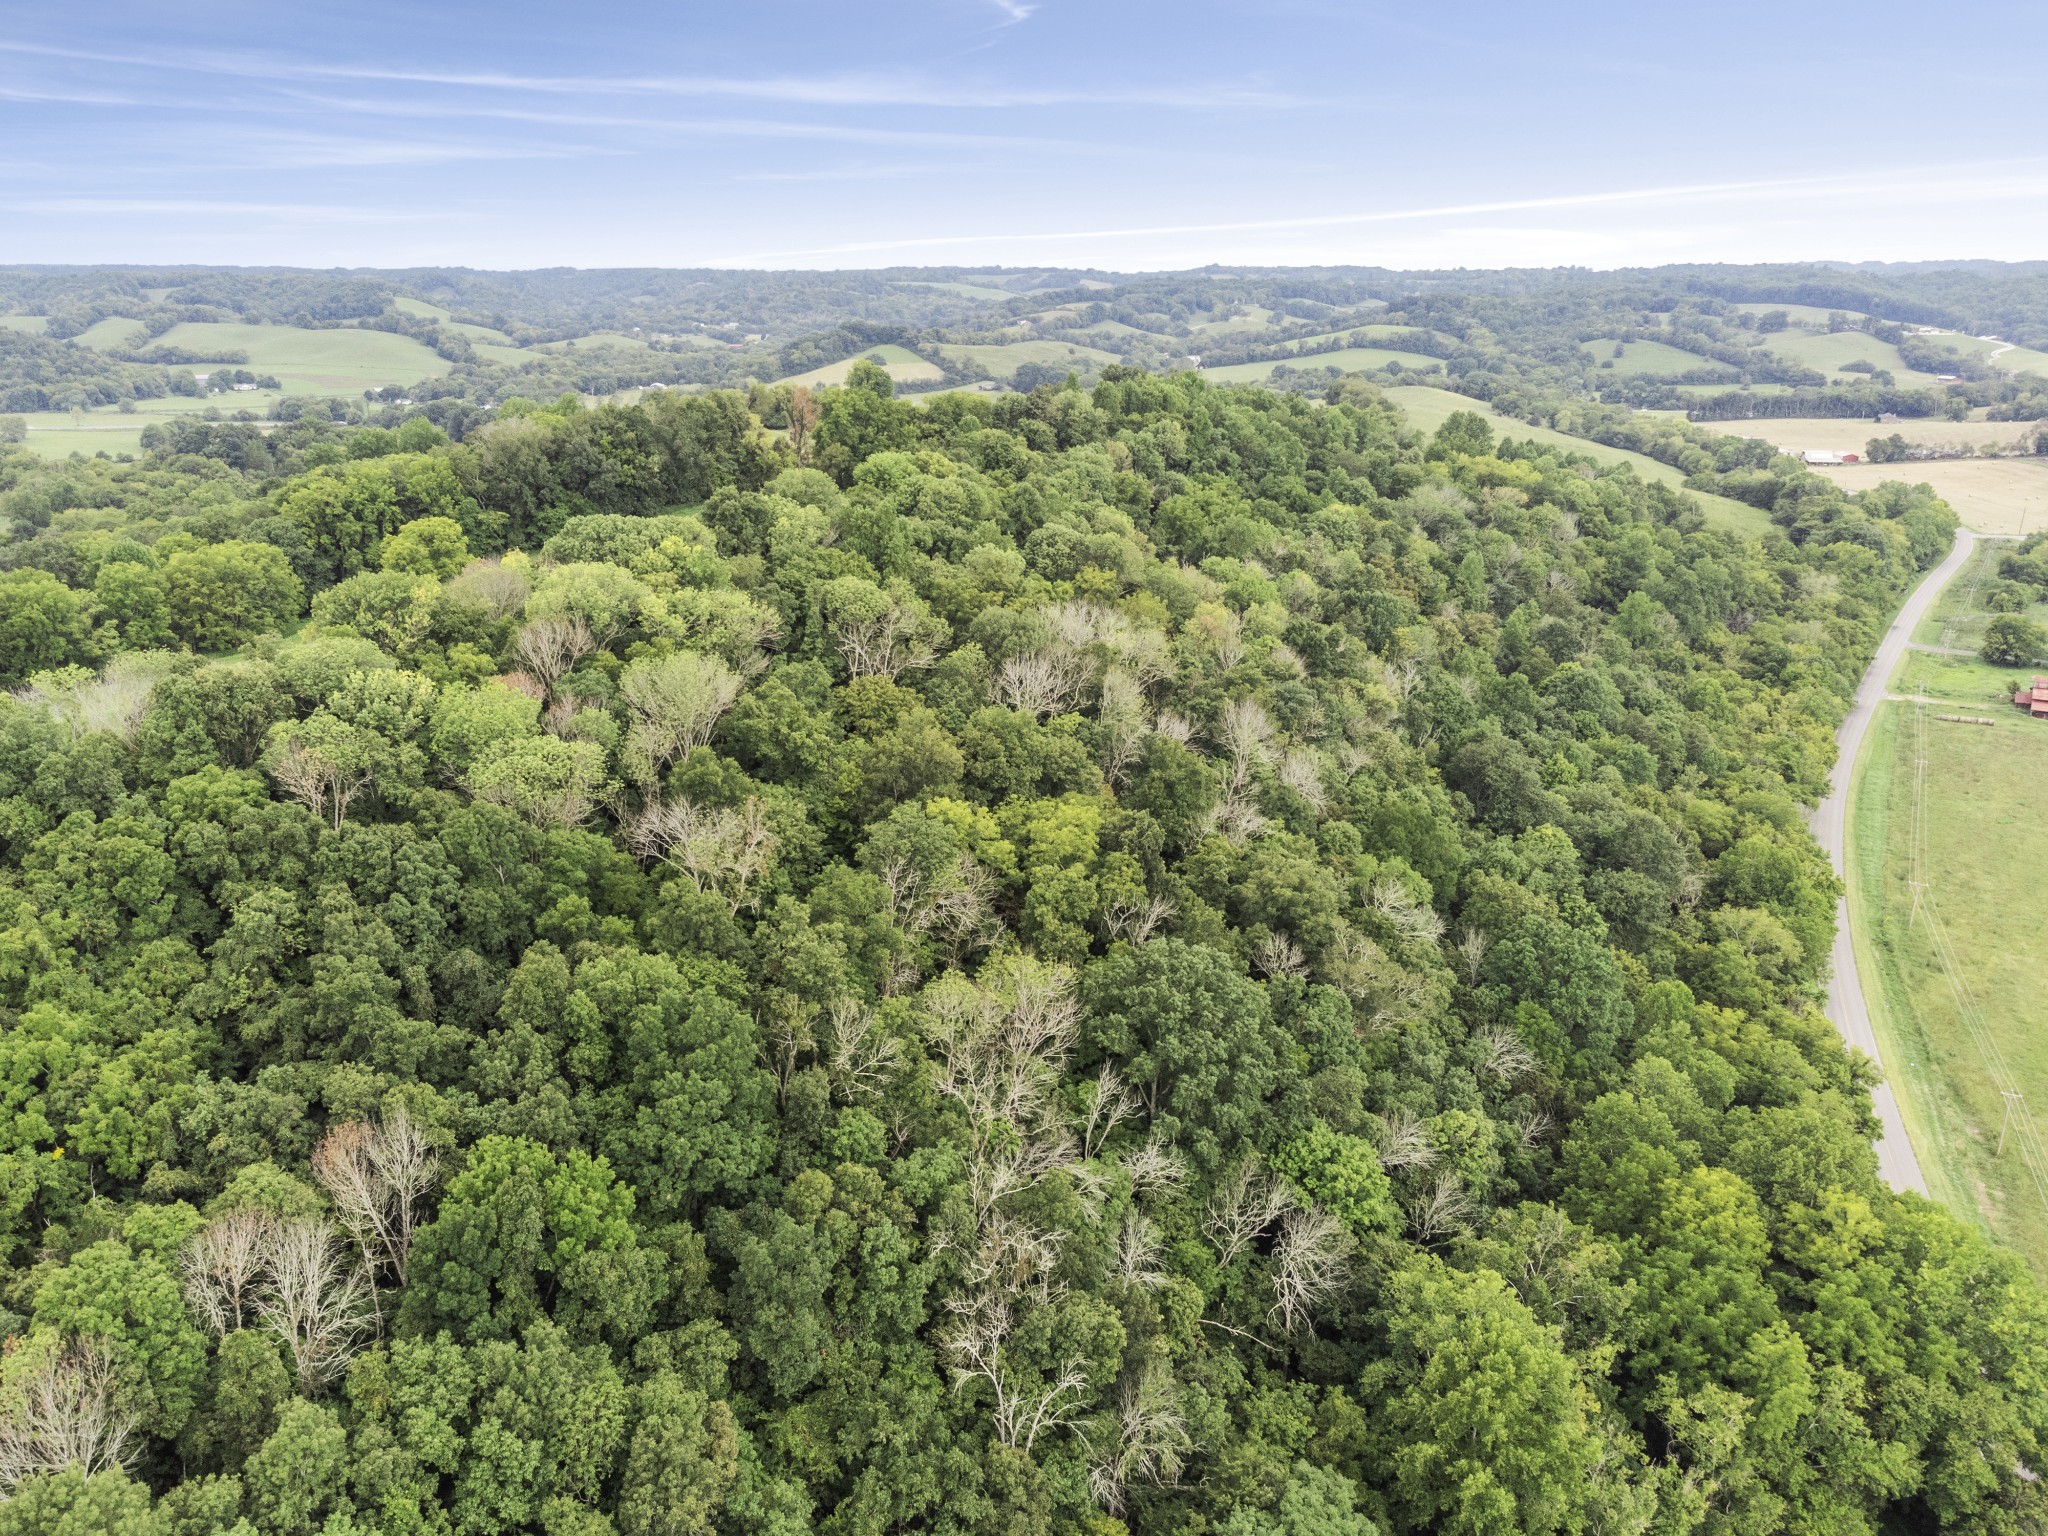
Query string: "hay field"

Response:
xmin=0 ymin=315 xmax=49 ymax=334
xmin=1721 ymin=417 xmax=2040 ymax=458
xmin=140 ymin=322 xmax=448 ymax=393
xmin=1810 ymin=459 xmax=2048 ymax=537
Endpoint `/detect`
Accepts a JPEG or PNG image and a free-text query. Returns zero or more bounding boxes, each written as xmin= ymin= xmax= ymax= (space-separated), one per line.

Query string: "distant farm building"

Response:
xmin=1875 ymin=412 xmax=1901 ymax=424
xmin=2014 ymin=676 xmax=2048 ymax=719
xmin=1802 ymin=450 xmax=1861 ymax=465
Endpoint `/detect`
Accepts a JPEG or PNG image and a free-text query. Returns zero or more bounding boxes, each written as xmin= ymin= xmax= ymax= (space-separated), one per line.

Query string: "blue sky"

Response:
xmin=5 ymin=0 xmax=2048 ymax=270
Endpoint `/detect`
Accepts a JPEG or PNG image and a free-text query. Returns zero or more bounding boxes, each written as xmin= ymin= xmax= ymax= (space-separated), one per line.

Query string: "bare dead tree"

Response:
xmin=821 ymin=997 xmax=901 ymax=1104
xmin=254 ymin=1217 xmax=375 ymax=1395
xmin=1204 ymin=1158 xmax=1293 ymax=1268
xmin=618 ymin=650 xmax=745 ymax=786
xmin=181 ymin=1209 xmax=270 ymax=1337
xmin=513 ymin=614 xmax=596 ymax=702
xmin=940 ymin=1294 xmax=1091 ymax=1453
xmin=1153 ymin=711 xmax=1194 ymax=745
xmin=993 ymin=648 xmax=1090 ymax=720
xmin=878 ymin=853 xmax=998 ymax=976
xmin=1080 ymin=1062 xmax=1138 ymax=1159
xmin=1474 ymin=1026 xmax=1540 ymax=1086
xmin=311 ymin=1105 xmax=438 ymax=1290
xmin=1100 ymin=891 xmax=1174 ymax=946
xmin=269 ymin=741 xmax=371 ymax=832
xmin=1193 ymin=606 xmax=1246 ymax=669
xmin=1455 ymin=924 xmax=1492 ymax=984
xmin=1111 ymin=1209 xmax=1166 ymax=1290
xmin=626 ymin=795 xmax=777 ymax=915
xmin=1409 ymin=1172 xmax=1477 ymax=1246
xmin=1276 ymin=748 xmax=1330 ymax=814
xmin=1254 ymin=933 xmax=1310 ymax=981
xmin=1088 ymin=1363 xmax=1194 ymax=1515
xmin=19 ymin=652 xmax=174 ymax=743
xmin=0 ymin=1338 xmax=141 ymax=1490
xmin=1373 ymin=1106 xmax=1437 ymax=1171
xmin=1121 ymin=1136 xmax=1188 ymax=1203
xmin=1369 ymin=877 xmax=1447 ymax=946
xmin=1269 ymin=1204 xmax=1353 ymax=1333
xmin=832 ymin=600 xmax=938 ymax=681
xmin=757 ymin=996 xmax=817 ymax=1109
xmin=1515 ymin=1107 xmax=1557 ymax=1151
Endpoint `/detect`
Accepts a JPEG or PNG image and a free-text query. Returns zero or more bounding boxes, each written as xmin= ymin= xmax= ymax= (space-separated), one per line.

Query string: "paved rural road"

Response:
xmin=1809 ymin=530 xmax=1980 ymax=1195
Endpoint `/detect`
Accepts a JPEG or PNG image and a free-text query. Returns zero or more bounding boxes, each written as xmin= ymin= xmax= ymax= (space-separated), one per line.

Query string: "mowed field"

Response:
xmin=0 ymin=314 xmax=50 ymax=334
xmin=140 ymin=322 xmax=448 ymax=393
xmin=778 ymin=344 xmax=946 ymax=389
xmin=1849 ymin=543 xmax=2048 ymax=1275
xmin=1763 ymin=329 xmax=1943 ymax=384
xmin=1580 ymin=338 xmax=1726 ymax=377
xmin=1203 ymin=346 xmax=1444 ymax=383
xmin=1384 ymin=386 xmax=1774 ymax=535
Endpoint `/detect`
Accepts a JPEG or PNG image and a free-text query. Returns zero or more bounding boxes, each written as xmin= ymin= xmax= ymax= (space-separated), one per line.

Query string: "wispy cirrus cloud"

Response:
xmin=0 ymin=38 xmax=1293 ymax=109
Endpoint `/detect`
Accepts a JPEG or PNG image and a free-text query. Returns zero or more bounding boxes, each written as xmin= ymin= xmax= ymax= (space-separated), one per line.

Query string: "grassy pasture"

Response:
xmin=139 ymin=322 xmax=448 ymax=393
xmin=1581 ymin=338 xmax=1727 ymax=377
xmin=1188 ymin=307 xmax=1277 ymax=335
xmin=895 ymin=280 xmax=1020 ymax=301
xmin=1 ymin=314 xmax=50 ymax=334
xmin=1202 ymin=347 xmax=1444 ymax=383
xmin=71 ymin=317 xmax=151 ymax=351
xmin=1849 ymin=545 xmax=2048 ymax=1275
xmin=1734 ymin=301 xmax=1869 ymax=326
xmin=1383 ymin=385 xmax=1772 ymax=535
xmin=936 ymin=339 xmax=1123 ymax=380
xmin=1763 ymin=329 xmax=1941 ymax=384
xmin=1935 ymin=333 xmax=2048 ymax=378
xmin=1669 ymin=382 xmax=1794 ymax=397
xmin=778 ymin=344 xmax=946 ymax=389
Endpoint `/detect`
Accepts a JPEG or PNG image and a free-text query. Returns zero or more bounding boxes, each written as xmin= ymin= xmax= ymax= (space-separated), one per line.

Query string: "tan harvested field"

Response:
xmin=1720 ymin=416 xmax=2041 ymax=457
xmin=1809 ymin=459 xmax=2048 ymax=536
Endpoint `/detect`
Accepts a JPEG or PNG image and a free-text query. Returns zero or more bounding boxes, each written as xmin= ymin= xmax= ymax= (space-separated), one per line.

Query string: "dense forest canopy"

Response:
xmin=0 ymin=355 xmax=2043 ymax=1536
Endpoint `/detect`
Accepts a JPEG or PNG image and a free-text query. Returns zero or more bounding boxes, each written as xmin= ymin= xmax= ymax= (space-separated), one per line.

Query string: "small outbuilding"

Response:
xmin=2014 ymin=676 xmax=2048 ymax=718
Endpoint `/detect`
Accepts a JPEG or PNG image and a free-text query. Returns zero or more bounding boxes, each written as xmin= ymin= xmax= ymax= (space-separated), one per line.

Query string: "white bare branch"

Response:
xmin=993 ymin=648 xmax=1090 ymax=720
xmin=625 ymin=795 xmax=777 ymax=914
xmin=254 ymin=1217 xmax=375 ymax=1394
xmin=1204 ymin=1158 xmax=1293 ymax=1268
xmin=1269 ymin=1204 xmax=1353 ymax=1333
xmin=1088 ymin=1363 xmax=1193 ymax=1514
xmin=0 ymin=1338 xmax=142 ymax=1490
xmin=513 ymin=614 xmax=596 ymax=701
xmin=181 ymin=1209 xmax=270 ymax=1338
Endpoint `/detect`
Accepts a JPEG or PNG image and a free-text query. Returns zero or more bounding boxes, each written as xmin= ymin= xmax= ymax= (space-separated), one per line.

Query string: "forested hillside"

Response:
xmin=1 ymin=363 xmax=2043 ymax=1536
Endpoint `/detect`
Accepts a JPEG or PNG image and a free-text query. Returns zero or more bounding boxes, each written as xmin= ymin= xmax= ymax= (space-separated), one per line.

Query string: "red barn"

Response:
xmin=2014 ymin=676 xmax=2048 ymax=718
